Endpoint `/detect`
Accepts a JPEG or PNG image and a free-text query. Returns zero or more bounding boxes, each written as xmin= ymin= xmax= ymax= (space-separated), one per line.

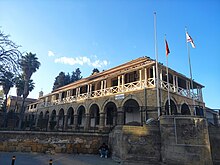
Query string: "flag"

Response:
xmin=186 ymin=32 xmax=196 ymax=48
xmin=165 ymin=39 xmax=170 ymax=56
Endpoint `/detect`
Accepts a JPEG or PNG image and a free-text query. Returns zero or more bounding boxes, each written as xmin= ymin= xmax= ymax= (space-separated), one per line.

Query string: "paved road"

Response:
xmin=0 ymin=152 xmax=120 ymax=165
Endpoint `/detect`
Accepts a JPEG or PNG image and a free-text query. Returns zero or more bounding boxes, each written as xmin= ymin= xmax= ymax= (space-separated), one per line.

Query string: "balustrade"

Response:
xmin=34 ymin=78 xmax=201 ymax=109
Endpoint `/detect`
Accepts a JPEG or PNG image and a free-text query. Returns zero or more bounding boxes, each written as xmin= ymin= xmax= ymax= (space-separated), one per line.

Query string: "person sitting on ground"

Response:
xmin=99 ymin=143 xmax=109 ymax=158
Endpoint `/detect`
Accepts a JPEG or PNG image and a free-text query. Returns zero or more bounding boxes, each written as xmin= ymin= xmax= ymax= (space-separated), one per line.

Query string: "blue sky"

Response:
xmin=0 ymin=0 xmax=219 ymax=109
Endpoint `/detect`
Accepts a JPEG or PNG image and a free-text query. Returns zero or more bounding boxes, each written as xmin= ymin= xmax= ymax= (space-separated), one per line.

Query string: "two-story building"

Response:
xmin=27 ymin=57 xmax=205 ymax=131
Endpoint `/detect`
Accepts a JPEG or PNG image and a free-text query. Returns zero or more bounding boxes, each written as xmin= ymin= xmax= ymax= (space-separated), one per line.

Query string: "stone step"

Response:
xmin=120 ymin=160 xmax=163 ymax=165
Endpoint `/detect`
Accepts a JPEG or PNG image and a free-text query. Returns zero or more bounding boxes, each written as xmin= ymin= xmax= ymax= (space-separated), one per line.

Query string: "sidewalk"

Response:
xmin=0 ymin=152 xmax=120 ymax=165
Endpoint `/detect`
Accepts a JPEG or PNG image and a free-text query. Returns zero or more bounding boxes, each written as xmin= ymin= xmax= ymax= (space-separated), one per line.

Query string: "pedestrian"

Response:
xmin=99 ymin=143 xmax=109 ymax=158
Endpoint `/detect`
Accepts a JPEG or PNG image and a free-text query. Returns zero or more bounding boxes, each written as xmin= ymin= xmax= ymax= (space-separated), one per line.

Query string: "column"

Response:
xmin=101 ymin=81 xmax=104 ymax=95
xmin=173 ymin=75 xmax=176 ymax=92
xmin=104 ymin=80 xmax=107 ymax=89
xmin=35 ymin=113 xmax=39 ymax=128
xmin=73 ymin=114 xmax=78 ymax=130
xmin=118 ymin=76 xmax=121 ymax=87
xmin=186 ymin=81 xmax=189 ymax=96
xmin=90 ymin=84 xmax=92 ymax=92
xmin=87 ymin=84 xmax=90 ymax=97
xmin=160 ymin=69 xmax=163 ymax=88
xmin=64 ymin=115 xmax=68 ymax=130
xmin=200 ymin=88 xmax=203 ymax=102
xmin=117 ymin=108 xmax=124 ymax=125
xmin=58 ymin=93 xmax=62 ymax=102
xmin=103 ymin=80 xmax=107 ymax=96
xmin=45 ymin=97 xmax=48 ymax=107
xmin=70 ymin=89 xmax=73 ymax=97
xmin=52 ymin=95 xmax=55 ymax=102
xmin=139 ymin=69 xmax=142 ymax=88
xmin=122 ymin=74 xmax=125 ymax=91
xmin=56 ymin=115 xmax=59 ymax=130
xmin=76 ymin=88 xmax=78 ymax=97
xmin=84 ymin=113 xmax=90 ymax=131
xmin=153 ymin=66 xmax=156 ymax=86
xmin=176 ymin=76 xmax=179 ymax=92
xmin=99 ymin=112 xmax=105 ymax=131
xmin=144 ymin=68 xmax=147 ymax=87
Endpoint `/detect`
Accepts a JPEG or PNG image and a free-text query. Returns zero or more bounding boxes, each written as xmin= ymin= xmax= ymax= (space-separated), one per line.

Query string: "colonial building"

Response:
xmin=7 ymin=96 xmax=37 ymax=113
xmin=206 ymin=107 xmax=220 ymax=126
xmin=28 ymin=57 xmax=205 ymax=131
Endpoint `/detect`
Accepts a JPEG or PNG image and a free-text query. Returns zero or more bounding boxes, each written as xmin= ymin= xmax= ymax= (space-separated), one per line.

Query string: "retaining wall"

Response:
xmin=0 ymin=131 xmax=108 ymax=154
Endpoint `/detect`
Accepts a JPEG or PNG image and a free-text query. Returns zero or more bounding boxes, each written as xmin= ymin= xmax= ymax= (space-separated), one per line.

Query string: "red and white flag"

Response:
xmin=186 ymin=32 xmax=196 ymax=48
xmin=165 ymin=39 xmax=170 ymax=56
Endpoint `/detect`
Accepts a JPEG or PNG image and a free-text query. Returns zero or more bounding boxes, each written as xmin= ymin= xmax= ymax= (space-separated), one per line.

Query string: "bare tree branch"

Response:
xmin=0 ymin=29 xmax=22 ymax=76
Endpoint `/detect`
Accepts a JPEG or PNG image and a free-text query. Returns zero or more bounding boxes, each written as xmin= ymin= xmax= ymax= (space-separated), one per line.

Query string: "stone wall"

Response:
xmin=109 ymin=124 xmax=161 ymax=164
xmin=0 ymin=131 xmax=108 ymax=154
xmin=209 ymin=125 xmax=220 ymax=164
xmin=160 ymin=116 xmax=212 ymax=165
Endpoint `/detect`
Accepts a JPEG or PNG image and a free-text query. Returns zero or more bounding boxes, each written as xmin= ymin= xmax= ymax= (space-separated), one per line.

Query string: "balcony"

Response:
xmin=37 ymin=77 xmax=202 ymax=109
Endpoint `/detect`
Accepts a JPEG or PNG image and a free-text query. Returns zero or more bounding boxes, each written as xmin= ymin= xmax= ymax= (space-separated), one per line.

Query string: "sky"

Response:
xmin=0 ymin=0 xmax=219 ymax=109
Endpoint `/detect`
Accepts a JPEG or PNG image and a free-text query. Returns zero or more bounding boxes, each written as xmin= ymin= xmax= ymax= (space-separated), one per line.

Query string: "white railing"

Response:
xmin=147 ymin=78 xmax=155 ymax=87
xmin=35 ymin=78 xmax=201 ymax=109
xmin=160 ymin=80 xmax=200 ymax=101
xmin=91 ymin=89 xmax=102 ymax=97
xmin=124 ymin=81 xmax=141 ymax=92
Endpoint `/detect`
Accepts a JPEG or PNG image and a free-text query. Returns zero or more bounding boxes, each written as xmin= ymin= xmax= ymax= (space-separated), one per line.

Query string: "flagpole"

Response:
xmin=185 ymin=27 xmax=196 ymax=115
xmin=165 ymin=35 xmax=171 ymax=115
xmin=154 ymin=12 xmax=160 ymax=117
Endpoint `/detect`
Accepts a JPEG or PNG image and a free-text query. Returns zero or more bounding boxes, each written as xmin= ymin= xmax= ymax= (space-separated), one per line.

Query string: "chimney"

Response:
xmin=39 ymin=91 xmax=43 ymax=98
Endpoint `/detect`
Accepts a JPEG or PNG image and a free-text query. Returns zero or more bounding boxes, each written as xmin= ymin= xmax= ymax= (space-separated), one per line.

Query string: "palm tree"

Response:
xmin=14 ymin=74 xmax=35 ymax=112
xmin=18 ymin=52 xmax=40 ymax=128
xmin=0 ymin=71 xmax=14 ymax=127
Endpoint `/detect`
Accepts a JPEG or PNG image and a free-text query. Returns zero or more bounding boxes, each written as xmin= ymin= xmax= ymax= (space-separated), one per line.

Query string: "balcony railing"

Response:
xmin=37 ymin=78 xmax=201 ymax=108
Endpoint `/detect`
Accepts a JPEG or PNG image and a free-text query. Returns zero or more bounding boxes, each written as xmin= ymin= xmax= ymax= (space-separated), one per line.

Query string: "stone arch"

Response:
xmin=49 ymin=110 xmax=57 ymax=130
xmin=44 ymin=111 xmax=50 ymax=130
xmin=39 ymin=111 xmax=43 ymax=119
xmin=67 ymin=107 xmax=74 ymax=127
xmin=123 ymin=99 xmax=141 ymax=125
xmin=121 ymin=95 xmax=143 ymax=108
xmin=45 ymin=111 xmax=49 ymax=119
xmin=51 ymin=110 xmax=56 ymax=121
xmin=101 ymin=99 xmax=119 ymax=113
xmin=181 ymin=103 xmax=191 ymax=115
xmin=89 ymin=104 xmax=100 ymax=129
xmin=58 ymin=108 xmax=65 ymax=130
xmin=88 ymin=102 xmax=101 ymax=111
xmin=195 ymin=106 xmax=204 ymax=116
xmin=37 ymin=111 xmax=43 ymax=129
xmin=104 ymin=101 xmax=117 ymax=126
xmin=77 ymin=105 xmax=86 ymax=128
xmin=76 ymin=104 xmax=88 ymax=113
xmin=165 ymin=99 xmax=178 ymax=115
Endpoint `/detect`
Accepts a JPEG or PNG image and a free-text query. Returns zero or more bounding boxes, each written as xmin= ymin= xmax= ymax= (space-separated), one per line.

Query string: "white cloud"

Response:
xmin=48 ymin=50 xmax=55 ymax=57
xmin=54 ymin=56 xmax=109 ymax=68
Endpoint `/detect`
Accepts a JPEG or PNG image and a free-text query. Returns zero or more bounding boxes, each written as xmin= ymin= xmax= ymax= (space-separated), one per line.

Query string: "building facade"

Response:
xmin=6 ymin=96 xmax=37 ymax=113
xmin=28 ymin=57 xmax=205 ymax=131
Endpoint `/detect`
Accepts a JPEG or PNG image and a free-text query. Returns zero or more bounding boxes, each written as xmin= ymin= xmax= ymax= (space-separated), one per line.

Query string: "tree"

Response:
xmin=0 ymin=71 xmax=15 ymax=127
xmin=91 ymin=68 xmax=100 ymax=75
xmin=14 ymin=74 xmax=35 ymax=112
xmin=53 ymin=72 xmax=66 ymax=91
xmin=0 ymin=29 xmax=21 ymax=76
xmin=71 ymin=68 xmax=82 ymax=82
xmin=0 ymin=71 xmax=14 ymax=100
xmin=64 ymin=73 xmax=71 ymax=85
xmin=52 ymin=68 xmax=82 ymax=91
xmin=19 ymin=52 xmax=40 ymax=128
xmin=14 ymin=74 xmax=25 ymax=97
